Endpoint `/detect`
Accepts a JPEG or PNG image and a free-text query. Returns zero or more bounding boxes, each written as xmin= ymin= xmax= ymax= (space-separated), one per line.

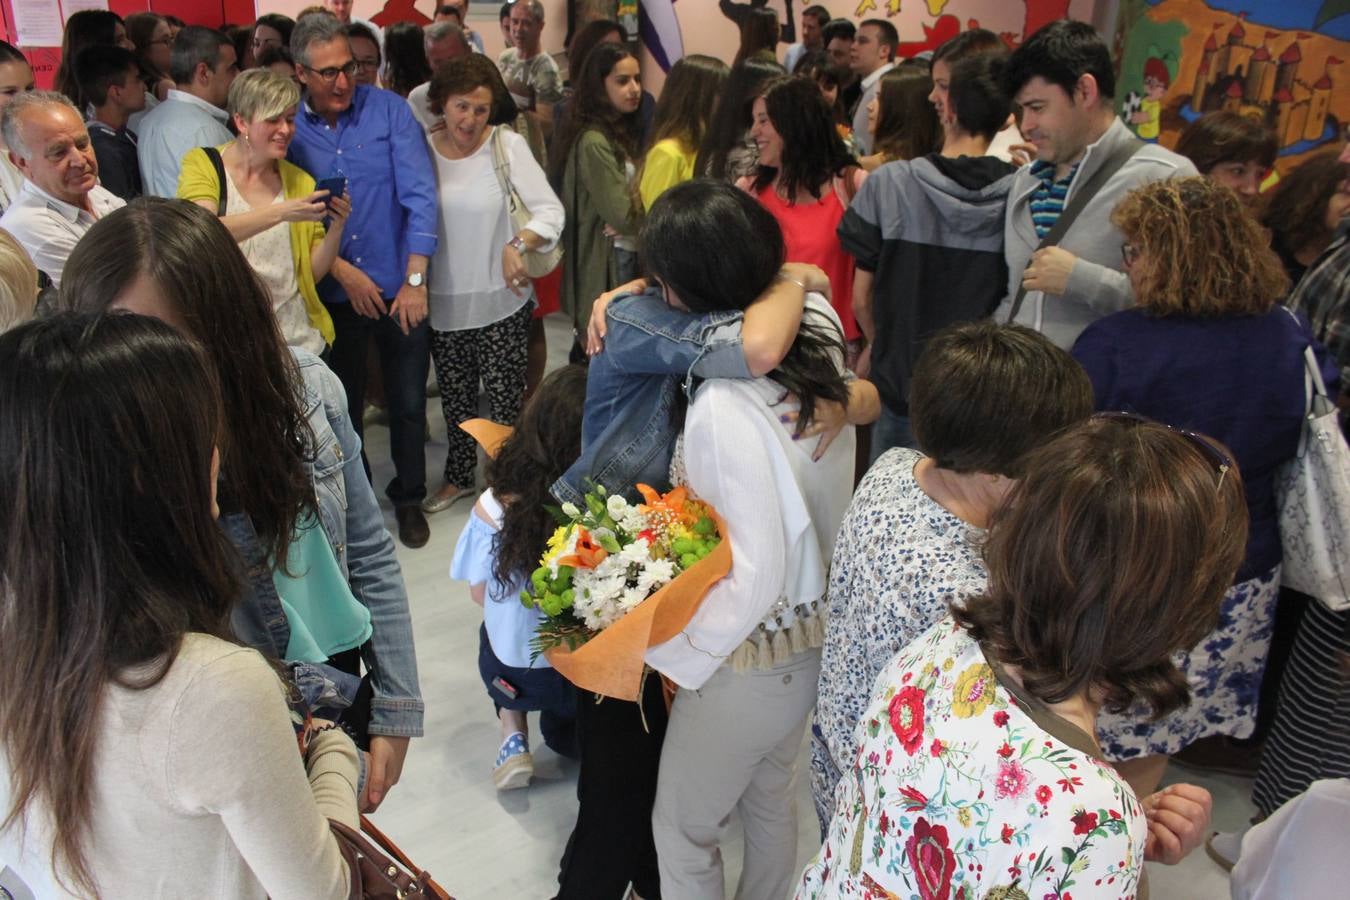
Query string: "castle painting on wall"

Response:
xmin=1115 ymin=0 xmax=1348 ymax=173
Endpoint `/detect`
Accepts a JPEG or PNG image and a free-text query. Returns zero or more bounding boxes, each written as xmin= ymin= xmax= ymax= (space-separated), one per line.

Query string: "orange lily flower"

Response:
xmin=636 ymin=484 xmax=693 ymax=525
xmin=557 ymin=526 xmax=609 ymax=569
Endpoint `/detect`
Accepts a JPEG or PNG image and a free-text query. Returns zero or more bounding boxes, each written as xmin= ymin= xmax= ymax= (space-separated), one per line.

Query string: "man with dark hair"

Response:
xmin=783 ymin=4 xmax=829 ymax=72
xmin=822 ymin=19 xmax=859 ymax=117
xmin=135 ymin=26 xmax=237 ymax=197
xmin=839 ymin=52 xmax=1019 ymax=458
xmin=994 ymin=19 xmax=1194 ymax=348
xmin=74 ymin=45 xmax=146 ymax=201
xmin=850 ymin=19 xmax=898 ymax=153
xmin=435 ymin=0 xmax=484 ymax=53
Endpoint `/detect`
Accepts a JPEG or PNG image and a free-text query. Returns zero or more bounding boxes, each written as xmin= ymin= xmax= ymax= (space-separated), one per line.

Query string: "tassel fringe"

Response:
xmin=730 ymin=605 xmax=826 ymax=674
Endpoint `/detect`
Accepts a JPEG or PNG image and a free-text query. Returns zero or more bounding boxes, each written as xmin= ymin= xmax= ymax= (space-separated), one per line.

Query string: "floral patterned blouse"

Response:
xmin=799 ymin=618 xmax=1145 ymax=900
xmin=813 ymin=448 xmax=989 ymax=824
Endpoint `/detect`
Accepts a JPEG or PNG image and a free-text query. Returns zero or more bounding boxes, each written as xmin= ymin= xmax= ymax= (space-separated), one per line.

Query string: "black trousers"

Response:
xmin=556 ymin=674 xmax=668 ymax=900
xmin=322 ymin=300 xmax=430 ymax=507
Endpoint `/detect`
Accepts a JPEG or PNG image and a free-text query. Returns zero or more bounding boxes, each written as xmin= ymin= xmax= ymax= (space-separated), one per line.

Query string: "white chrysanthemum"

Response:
xmin=617 ymin=537 xmax=653 ymax=566
xmin=636 ymin=557 xmax=676 ymax=594
xmin=619 ymin=586 xmax=649 ymax=611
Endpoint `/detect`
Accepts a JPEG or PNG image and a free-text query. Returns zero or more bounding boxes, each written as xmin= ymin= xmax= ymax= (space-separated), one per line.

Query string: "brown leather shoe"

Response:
xmin=396 ymin=506 xmax=430 ymax=549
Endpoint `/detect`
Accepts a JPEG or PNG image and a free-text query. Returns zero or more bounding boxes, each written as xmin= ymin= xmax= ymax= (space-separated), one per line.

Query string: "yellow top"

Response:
xmin=1137 ymin=99 xmax=1161 ymax=140
xmin=177 ymin=146 xmax=335 ymax=346
xmin=639 ymin=137 xmax=697 ymax=211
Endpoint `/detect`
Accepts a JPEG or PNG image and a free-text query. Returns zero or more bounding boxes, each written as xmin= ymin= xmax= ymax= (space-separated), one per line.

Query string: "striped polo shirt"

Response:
xmin=1028 ymin=160 xmax=1081 ymax=238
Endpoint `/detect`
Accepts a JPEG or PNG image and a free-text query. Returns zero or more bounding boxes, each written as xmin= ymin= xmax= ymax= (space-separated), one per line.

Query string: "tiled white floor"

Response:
xmin=360 ymin=314 xmax=1245 ymax=899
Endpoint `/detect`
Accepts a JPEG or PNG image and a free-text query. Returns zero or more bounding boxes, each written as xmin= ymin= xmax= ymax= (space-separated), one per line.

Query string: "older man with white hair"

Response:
xmin=0 ymin=91 xmax=124 ymax=287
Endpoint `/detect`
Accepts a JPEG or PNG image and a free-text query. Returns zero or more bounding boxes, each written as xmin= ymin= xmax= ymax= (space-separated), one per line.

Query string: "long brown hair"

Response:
xmin=0 ymin=313 xmax=239 ymax=896
xmin=954 ymin=416 xmax=1248 ymax=718
xmin=549 ymin=43 xmax=642 ymax=186
xmin=59 ymin=198 xmax=316 ymax=570
xmin=872 ymin=64 xmax=941 ymax=162
xmin=1260 ymin=151 xmax=1350 ymax=261
xmin=54 ymin=9 xmax=126 ymax=109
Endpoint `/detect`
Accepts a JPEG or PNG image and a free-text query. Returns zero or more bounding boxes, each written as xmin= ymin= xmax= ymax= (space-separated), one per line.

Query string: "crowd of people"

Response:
xmin=0 ymin=4 xmax=1346 ymax=899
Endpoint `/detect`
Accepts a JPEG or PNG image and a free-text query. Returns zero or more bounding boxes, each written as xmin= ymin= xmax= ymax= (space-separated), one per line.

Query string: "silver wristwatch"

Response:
xmin=507 ymin=236 xmax=527 ymax=254
xmin=406 ymin=272 xmax=425 ymax=288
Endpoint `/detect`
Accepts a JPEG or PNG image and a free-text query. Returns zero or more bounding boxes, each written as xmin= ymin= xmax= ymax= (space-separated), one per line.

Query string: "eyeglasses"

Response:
xmin=1120 ymin=242 xmax=1140 ymax=267
xmin=1092 ymin=411 xmax=1233 ymax=488
xmin=303 ymin=62 xmax=359 ymax=83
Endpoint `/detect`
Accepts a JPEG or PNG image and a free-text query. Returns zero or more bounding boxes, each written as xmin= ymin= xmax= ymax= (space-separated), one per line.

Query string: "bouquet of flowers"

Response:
xmin=521 ymin=483 xmax=730 ymax=700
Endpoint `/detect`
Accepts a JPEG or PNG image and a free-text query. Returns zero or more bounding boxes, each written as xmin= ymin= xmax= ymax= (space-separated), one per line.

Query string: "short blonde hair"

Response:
xmin=1112 ymin=176 xmax=1287 ymax=318
xmin=227 ymin=68 xmax=300 ymax=123
xmin=0 ymin=228 xmax=38 ymax=333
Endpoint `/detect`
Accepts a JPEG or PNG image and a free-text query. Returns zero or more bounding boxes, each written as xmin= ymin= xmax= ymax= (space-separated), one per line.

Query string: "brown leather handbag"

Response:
xmin=329 ymin=816 xmax=453 ymax=900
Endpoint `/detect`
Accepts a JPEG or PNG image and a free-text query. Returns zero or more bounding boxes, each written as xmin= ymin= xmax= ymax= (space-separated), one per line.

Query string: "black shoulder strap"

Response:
xmin=1005 ymin=138 xmax=1144 ymax=324
xmin=203 ymin=146 xmax=227 ymax=217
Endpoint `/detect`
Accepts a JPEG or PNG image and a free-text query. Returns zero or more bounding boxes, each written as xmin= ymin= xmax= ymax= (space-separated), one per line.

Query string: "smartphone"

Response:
xmin=315 ymin=175 xmax=347 ymax=201
xmin=315 ymin=175 xmax=347 ymax=228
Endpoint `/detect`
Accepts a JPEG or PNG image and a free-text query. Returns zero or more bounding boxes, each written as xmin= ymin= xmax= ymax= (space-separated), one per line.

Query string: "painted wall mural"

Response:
xmin=1115 ymin=0 xmax=1348 ymax=172
xmin=639 ymin=0 xmax=1099 ymax=91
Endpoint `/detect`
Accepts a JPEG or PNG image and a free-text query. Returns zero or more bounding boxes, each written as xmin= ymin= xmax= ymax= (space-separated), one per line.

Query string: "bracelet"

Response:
xmin=778 ymin=271 xmax=808 ymax=292
xmin=508 ymin=236 xmax=527 ymax=253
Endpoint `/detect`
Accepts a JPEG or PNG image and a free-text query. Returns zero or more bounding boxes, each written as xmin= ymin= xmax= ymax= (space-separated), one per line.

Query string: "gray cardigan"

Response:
xmin=994 ymin=119 xmax=1196 ymax=349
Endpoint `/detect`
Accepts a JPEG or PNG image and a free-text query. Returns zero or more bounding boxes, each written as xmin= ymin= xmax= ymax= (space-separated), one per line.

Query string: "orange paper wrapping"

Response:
xmin=544 ymin=508 xmax=731 ymax=701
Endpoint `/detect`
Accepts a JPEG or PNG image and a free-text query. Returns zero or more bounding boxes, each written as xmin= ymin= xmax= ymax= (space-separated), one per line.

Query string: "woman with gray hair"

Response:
xmin=176 ymin=67 xmax=350 ymax=356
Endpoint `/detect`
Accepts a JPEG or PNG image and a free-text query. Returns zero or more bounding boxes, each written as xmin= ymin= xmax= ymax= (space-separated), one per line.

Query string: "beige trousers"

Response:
xmin=652 ymin=648 xmax=821 ymax=900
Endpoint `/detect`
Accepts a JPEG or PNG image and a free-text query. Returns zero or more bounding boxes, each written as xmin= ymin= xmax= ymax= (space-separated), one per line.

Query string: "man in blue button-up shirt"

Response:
xmin=288 ymin=13 xmax=439 ymax=550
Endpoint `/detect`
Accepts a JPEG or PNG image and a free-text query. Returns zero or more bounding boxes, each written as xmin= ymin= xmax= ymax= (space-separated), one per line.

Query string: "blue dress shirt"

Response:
xmin=288 ymin=83 xmax=438 ymax=303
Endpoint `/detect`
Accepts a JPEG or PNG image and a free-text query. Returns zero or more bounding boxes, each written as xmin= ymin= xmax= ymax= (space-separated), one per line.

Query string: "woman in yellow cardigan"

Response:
xmin=177 ymin=68 xmax=349 ymax=356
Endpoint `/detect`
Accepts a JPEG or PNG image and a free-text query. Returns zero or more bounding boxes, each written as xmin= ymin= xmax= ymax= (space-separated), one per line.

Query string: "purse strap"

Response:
xmin=488 ymin=126 xmax=520 ymax=217
xmin=1005 ymin=137 xmax=1144 ymax=324
xmin=203 ymin=145 xmax=228 ymax=217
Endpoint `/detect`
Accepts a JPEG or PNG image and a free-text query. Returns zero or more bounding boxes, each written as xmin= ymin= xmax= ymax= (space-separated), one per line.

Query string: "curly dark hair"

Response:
xmin=549 ymin=43 xmax=643 ymax=186
xmin=751 ymin=75 xmax=857 ymax=201
xmin=488 ymin=365 xmax=588 ymax=586
xmin=1260 ymin=151 xmax=1350 ymax=262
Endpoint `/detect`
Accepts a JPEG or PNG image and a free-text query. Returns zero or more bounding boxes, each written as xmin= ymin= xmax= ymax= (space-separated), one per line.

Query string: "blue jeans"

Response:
xmin=323 ymin=300 xmax=430 ymax=507
xmin=869 ymin=404 xmax=916 ymax=467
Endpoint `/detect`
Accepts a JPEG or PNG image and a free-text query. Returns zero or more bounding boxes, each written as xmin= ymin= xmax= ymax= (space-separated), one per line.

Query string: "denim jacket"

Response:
xmin=225 ymin=350 xmax=424 ymax=737
xmin=552 ymin=289 xmax=750 ymax=505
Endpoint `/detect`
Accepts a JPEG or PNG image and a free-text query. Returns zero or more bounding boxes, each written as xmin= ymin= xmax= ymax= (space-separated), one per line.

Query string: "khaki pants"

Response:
xmin=652 ymin=648 xmax=821 ymax=900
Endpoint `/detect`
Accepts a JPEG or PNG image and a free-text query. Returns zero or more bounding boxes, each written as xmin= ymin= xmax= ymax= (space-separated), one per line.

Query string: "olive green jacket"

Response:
xmin=560 ymin=129 xmax=642 ymax=332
